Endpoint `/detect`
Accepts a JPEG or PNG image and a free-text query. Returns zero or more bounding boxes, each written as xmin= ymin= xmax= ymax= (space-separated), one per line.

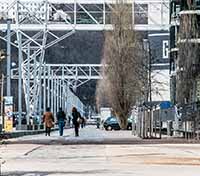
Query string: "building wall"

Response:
xmin=151 ymin=69 xmax=170 ymax=101
xmin=148 ymin=1 xmax=169 ymax=26
xmin=148 ymin=32 xmax=170 ymax=102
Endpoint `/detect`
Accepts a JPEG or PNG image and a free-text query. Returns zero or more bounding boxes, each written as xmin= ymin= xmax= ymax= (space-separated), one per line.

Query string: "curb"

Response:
xmin=2 ymin=137 xmax=200 ymax=145
xmin=0 ymin=128 xmax=58 ymax=141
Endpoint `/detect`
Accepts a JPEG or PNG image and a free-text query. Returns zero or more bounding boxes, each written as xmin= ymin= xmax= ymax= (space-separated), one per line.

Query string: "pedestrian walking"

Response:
xmin=56 ymin=107 xmax=66 ymax=136
xmin=72 ymin=107 xmax=81 ymax=137
xmin=80 ymin=116 xmax=85 ymax=128
xmin=68 ymin=116 xmax=72 ymax=127
xmin=43 ymin=107 xmax=54 ymax=136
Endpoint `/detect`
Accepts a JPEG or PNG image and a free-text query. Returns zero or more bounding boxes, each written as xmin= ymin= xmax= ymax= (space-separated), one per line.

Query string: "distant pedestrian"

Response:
xmin=56 ymin=107 xmax=66 ymax=136
xmin=43 ymin=107 xmax=54 ymax=136
xmin=80 ymin=116 xmax=85 ymax=128
xmin=72 ymin=107 xmax=81 ymax=137
xmin=68 ymin=115 xmax=72 ymax=127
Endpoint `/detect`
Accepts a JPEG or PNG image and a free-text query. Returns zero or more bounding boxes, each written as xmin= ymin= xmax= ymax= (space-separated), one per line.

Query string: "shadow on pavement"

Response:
xmin=3 ymin=169 xmax=110 ymax=176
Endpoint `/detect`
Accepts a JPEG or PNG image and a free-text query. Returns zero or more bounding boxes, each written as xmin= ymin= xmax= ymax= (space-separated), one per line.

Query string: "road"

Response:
xmin=1 ymin=126 xmax=200 ymax=176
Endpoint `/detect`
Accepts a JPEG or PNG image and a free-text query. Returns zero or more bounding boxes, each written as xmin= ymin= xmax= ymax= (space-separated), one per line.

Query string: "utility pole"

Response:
xmin=143 ymin=38 xmax=153 ymax=138
xmin=0 ymin=50 xmax=5 ymax=131
xmin=51 ymin=71 xmax=54 ymax=113
xmin=1 ymin=74 xmax=4 ymax=130
xmin=148 ymin=40 xmax=152 ymax=138
xmin=43 ymin=63 xmax=46 ymax=114
xmin=26 ymin=44 xmax=30 ymax=125
xmin=6 ymin=19 xmax=11 ymax=97
xmin=47 ymin=66 xmax=50 ymax=108
xmin=17 ymin=32 xmax=23 ymax=130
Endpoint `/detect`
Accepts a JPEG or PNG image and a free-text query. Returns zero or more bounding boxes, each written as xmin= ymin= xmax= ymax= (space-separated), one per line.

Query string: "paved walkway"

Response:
xmin=2 ymin=126 xmax=141 ymax=144
xmin=2 ymin=126 xmax=200 ymax=145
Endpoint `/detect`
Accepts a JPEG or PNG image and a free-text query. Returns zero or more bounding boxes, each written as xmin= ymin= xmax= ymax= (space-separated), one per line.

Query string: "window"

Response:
xmin=134 ymin=4 xmax=148 ymax=24
xmin=195 ymin=0 xmax=200 ymax=8
xmin=110 ymin=118 xmax=117 ymax=122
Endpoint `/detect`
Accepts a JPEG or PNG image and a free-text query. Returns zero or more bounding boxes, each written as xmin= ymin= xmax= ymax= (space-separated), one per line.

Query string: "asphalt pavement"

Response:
xmin=1 ymin=126 xmax=200 ymax=176
xmin=1 ymin=141 xmax=200 ymax=175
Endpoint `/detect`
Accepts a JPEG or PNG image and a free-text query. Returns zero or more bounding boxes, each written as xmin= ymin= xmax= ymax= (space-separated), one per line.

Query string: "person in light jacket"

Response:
xmin=43 ymin=107 xmax=54 ymax=136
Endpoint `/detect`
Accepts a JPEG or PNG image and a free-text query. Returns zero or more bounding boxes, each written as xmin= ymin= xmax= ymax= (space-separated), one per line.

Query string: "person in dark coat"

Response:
xmin=43 ymin=107 xmax=54 ymax=136
xmin=72 ymin=107 xmax=81 ymax=137
xmin=56 ymin=107 xmax=66 ymax=136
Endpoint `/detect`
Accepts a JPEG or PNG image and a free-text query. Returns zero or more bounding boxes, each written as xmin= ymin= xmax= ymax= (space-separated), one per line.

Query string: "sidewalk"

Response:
xmin=2 ymin=126 xmax=200 ymax=145
xmin=0 ymin=127 xmax=58 ymax=140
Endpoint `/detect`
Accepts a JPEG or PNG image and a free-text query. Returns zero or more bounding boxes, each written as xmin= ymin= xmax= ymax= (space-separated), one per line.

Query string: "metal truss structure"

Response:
xmin=0 ymin=0 xmax=170 ymax=31
xmin=0 ymin=0 xmax=169 ymax=126
xmin=11 ymin=63 xmax=102 ymax=118
xmin=11 ymin=64 xmax=102 ymax=87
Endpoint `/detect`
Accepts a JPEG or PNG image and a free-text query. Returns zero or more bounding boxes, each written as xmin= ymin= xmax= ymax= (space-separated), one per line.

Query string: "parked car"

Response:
xmin=86 ymin=118 xmax=97 ymax=125
xmin=103 ymin=116 xmax=132 ymax=131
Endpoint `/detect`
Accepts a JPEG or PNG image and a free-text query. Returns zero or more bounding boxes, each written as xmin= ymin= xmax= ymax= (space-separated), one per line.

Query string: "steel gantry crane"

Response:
xmin=0 ymin=0 xmax=169 ymax=128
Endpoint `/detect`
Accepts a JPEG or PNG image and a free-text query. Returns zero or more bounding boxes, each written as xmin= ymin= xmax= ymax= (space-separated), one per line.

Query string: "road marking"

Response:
xmin=24 ymin=146 xmax=42 ymax=156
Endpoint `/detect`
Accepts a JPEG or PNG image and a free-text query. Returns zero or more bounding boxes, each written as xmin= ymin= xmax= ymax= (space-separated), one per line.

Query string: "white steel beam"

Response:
xmin=11 ymin=64 xmax=103 ymax=89
xmin=0 ymin=0 xmax=169 ymax=4
xmin=0 ymin=0 xmax=169 ymax=31
xmin=0 ymin=24 xmax=169 ymax=31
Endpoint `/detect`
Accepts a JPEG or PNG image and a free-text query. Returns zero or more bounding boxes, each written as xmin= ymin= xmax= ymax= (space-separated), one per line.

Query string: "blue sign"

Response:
xmin=160 ymin=101 xmax=171 ymax=109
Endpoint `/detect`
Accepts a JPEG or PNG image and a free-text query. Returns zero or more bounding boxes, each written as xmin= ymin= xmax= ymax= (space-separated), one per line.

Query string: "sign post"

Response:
xmin=4 ymin=96 xmax=13 ymax=132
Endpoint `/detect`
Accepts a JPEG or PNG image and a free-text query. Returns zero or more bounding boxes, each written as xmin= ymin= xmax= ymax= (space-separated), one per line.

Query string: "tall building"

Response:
xmin=170 ymin=0 xmax=200 ymax=136
xmin=147 ymin=0 xmax=170 ymax=103
xmin=148 ymin=32 xmax=170 ymax=102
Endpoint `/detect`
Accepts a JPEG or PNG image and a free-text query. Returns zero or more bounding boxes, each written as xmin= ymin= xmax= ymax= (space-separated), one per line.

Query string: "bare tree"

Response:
xmin=96 ymin=1 xmax=146 ymax=129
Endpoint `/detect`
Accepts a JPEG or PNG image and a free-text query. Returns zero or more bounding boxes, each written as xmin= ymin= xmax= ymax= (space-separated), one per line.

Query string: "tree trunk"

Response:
xmin=118 ymin=116 xmax=127 ymax=130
